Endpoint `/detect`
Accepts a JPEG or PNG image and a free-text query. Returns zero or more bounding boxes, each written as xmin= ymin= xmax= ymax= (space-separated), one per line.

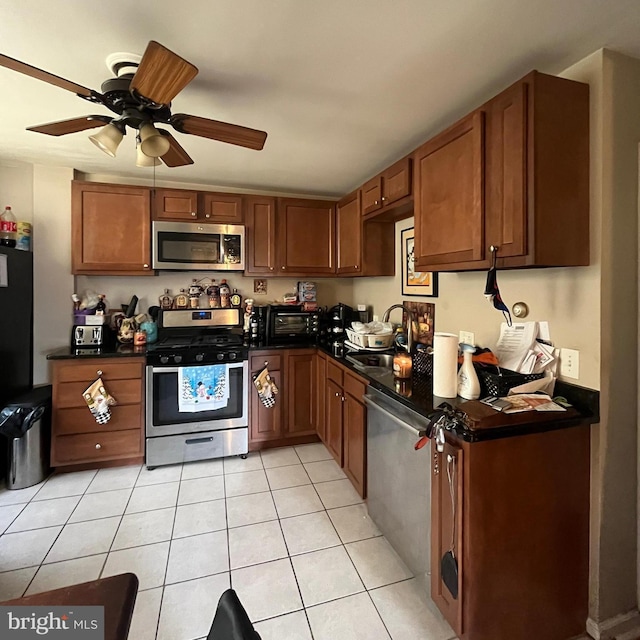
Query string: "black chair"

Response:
xmin=207 ymin=589 xmax=261 ymax=640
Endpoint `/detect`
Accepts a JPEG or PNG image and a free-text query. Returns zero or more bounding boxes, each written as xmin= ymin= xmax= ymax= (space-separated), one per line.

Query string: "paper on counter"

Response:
xmin=495 ymin=322 xmax=538 ymax=371
xmin=503 ymin=392 xmax=566 ymax=413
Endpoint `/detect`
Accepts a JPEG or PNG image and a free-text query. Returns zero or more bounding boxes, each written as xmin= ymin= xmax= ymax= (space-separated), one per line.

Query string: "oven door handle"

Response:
xmin=148 ymin=362 xmax=246 ymax=374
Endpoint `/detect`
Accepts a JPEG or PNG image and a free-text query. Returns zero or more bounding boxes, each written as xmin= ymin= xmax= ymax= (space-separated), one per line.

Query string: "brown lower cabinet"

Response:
xmin=50 ymin=357 xmax=145 ymax=468
xmin=321 ymin=357 xmax=368 ymax=498
xmin=248 ymin=349 xmax=318 ymax=448
xmin=431 ymin=424 xmax=590 ymax=640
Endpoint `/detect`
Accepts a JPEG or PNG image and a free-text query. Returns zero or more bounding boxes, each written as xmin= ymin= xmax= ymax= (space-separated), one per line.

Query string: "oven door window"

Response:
xmin=273 ymin=314 xmax=308 ymax=336
xmin=157 ymin=231 xmax=222 ymax=265
xmin=151 ymin=363 xmax=245 ymax=427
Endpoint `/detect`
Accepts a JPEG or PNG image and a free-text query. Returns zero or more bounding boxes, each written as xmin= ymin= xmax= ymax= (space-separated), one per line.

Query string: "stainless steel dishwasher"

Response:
xmin=364 ymin=386 xmax=432 ymax=592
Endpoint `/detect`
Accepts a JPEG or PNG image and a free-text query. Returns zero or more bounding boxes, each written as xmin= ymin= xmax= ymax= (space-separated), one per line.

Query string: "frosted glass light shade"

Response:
xmin=136 ymin=144 xmax=161 ymax=167
xmin=139 ymin=123 xmax=170 ymax=158
xmin=88 ymin=123 xmax=123 ymax=157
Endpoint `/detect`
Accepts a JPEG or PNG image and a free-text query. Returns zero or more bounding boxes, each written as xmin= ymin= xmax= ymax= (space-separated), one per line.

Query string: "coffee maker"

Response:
xmin=327 ymin=303 xmax=357 ymax=356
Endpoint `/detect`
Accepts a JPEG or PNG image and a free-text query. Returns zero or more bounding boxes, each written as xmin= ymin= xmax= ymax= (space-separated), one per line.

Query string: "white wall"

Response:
xmin=0 ymin=161 xmax=34 ymax=222
xmin=32 ymin=165 xmax=74 ymax=384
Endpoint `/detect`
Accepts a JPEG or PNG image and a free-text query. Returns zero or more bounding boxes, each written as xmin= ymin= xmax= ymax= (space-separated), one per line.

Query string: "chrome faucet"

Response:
xmin=381 ymin=304 xmax=417 ymax=354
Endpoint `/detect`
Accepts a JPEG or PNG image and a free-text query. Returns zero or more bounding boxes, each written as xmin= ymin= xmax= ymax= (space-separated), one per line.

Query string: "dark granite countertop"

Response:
xmin=47 ymin=340 xmax=599 ymax=442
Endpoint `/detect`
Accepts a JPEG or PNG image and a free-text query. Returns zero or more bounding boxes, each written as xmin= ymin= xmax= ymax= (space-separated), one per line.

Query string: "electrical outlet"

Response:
xmin=373 ymin=315 xmax=379 ymax=322
xmin=560 ymin=348 xmax=580 ymax=379
xmin=459 ymin=331 xmax=475 ymax=346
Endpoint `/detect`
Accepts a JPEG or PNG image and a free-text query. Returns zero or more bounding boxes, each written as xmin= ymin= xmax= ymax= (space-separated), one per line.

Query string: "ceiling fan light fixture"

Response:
xmin=136 ymin=140 xmax=161 ymax=167
xmin=88 ymin=123 xmax=123 ymax=157
xmin=139 ymin=123 xmax=171 ymax=158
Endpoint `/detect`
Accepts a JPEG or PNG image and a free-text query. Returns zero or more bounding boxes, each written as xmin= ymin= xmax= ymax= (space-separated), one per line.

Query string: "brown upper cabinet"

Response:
xmin=362 ymin=157 xmax=412 ymax=216
xmin=414 ymin=71 xmax=590 ymax=272
xmin=153 ymin=188 xmax=243 ymax=223
xmin=336 ymin=190 xmax=395 ymax=277
xmin=72 ymin=181 xmax=153 ymax=276
xmin=245 ymin=197 xmax=336 ymax=276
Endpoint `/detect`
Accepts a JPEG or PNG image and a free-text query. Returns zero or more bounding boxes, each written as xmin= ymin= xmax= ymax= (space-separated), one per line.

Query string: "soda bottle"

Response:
xmin=0 ymin=206 xmax=17 ymax=248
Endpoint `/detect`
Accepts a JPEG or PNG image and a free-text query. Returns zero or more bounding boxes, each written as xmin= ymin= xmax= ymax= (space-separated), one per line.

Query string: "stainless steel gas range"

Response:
xmin=145 ymin=308 xmax=249 ymax=469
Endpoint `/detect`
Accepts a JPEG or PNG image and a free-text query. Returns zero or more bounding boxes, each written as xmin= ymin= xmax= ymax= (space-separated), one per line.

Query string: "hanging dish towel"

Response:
xmin=178 ymin=365 xmax=229 ymax=413
xmin=82 ymin=377 xmax=117 ymax=424
xmin=253 ymin=366 xmax=279 ymax=408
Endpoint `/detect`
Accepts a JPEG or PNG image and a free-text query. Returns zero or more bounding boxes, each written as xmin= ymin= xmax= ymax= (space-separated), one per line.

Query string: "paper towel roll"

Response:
xmin=433 ymin=332 xmax=459 ymax=398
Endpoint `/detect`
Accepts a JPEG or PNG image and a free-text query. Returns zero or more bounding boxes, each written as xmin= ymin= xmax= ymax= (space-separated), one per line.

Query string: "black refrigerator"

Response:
xmin=0 ymin=246 xmax=33 ymax=409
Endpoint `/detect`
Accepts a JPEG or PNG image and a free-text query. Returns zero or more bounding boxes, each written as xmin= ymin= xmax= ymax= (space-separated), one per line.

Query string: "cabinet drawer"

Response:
xmin=56 ymin=379 xmax=142 ymax=409
xmin=327 ymin=360 xmax=344 ymax=385
xmin=343 ymin=371 xmax=367 ymax=401
xmin=54 ymin=404 xmax=143 ymax=436
xmin=55 ymin=359 xmax=144 ymax=383
xmin=250 ymin=352 xmax=283 ymax=373
xmin=54 ymin=429 xmax=142 ymax=465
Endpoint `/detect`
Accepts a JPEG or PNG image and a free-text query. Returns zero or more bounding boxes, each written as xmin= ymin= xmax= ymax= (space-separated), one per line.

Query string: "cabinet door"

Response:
xmin=72 ymin=182 xmax=152 ymax=275
xmin=277 ymin=199 xmax=336 ymax=274
xmin=153 ymin=189 xmax=199 ymax=221
xmin=201 ymin=193 xmax=244 ymax=223
xmin=326 ymin=379 xmax=344 ymax=465
xmin=245 ymin=196 xmax=277 ymax=275
xmin=336 ymin=191 xmax=362 ymax=275
xmin=431 ymin=439 xmax=463 ymax=636
xmin=362 ymin=176 xmax=382 ymax=215
xmin=285 ymin=350 xmax=317 ymax=437
xmin=343 ymin=393 xmax=366 ymax=498
xmin=414 ymin=111 xmax=485 ymax=270
xmin=485 ymin=81 xmax=527 ymax=260
xmin=315 ymin=352 xmax=327 ymax=444
xmin=250 ymin=368 xmax=283 ymax=442
xmin=382 ymin=157 xmax=412 ymax=206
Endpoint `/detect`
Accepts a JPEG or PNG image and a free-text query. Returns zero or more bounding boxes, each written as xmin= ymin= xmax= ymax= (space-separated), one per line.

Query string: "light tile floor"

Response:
xmin=0 ymin=442 xmax=457 ymax=640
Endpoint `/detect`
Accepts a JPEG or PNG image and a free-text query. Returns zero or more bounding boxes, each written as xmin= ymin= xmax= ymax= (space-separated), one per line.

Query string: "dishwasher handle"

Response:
xmin=363 ymin=395 xmax=425 ymax=438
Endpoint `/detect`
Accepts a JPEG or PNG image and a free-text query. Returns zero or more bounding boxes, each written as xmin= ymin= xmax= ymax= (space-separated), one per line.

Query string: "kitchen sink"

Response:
xmin=346 ymin=353 xmax=394 ymax=369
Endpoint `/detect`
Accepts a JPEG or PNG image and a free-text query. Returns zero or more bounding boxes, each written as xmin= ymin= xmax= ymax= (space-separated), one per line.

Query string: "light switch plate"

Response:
xmin=560 ymin=348 xmax=580 ymax=379
xmin=459 ymin=331 xmax=475 ymax=346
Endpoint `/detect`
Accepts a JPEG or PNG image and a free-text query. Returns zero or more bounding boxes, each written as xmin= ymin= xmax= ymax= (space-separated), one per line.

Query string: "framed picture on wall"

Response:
xmin=401 ymin=227 xmax=438 ymax=297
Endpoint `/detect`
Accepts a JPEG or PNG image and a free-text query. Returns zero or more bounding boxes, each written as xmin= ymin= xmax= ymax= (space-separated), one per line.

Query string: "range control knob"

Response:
xmin=173 ymin=355 xmax=183 ymax=364
xmin=217 ymin=353 xmax=225 ymax=361
xmin=195 ymin=353 xmax=205 ymax=362
xmin=229 ymin=352 xmax=237 ymax=361
xmin=160 ymin=356 xmax=169 ymax=364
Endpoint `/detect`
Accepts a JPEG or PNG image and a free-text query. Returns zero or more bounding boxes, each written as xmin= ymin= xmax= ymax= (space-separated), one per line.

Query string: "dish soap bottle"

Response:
xmin=457 ymin=343 xmax=480 ymax=400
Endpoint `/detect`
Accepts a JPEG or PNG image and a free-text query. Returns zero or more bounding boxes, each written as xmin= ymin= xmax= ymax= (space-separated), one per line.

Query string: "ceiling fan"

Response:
xmin=0 ymin=41 xmax=268 ymax=167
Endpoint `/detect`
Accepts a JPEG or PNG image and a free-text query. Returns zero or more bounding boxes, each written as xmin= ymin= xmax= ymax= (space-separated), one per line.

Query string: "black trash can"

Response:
xmin=0 ymin=385 xmax=52 ymax=490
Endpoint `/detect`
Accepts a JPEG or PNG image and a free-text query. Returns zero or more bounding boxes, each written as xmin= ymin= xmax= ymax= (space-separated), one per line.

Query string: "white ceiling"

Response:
xmin=1 ymin=0 xmax=639 ymax=197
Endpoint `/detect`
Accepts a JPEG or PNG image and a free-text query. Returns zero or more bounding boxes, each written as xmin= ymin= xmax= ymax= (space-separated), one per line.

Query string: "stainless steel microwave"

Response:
xmin=152 ymin=221 xmax=245 ymax=271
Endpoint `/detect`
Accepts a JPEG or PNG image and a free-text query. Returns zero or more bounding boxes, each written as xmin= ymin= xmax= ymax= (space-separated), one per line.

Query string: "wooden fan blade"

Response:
xmin=171 ymin=114 xmax=267 ymax=150
xmin=158 ymin=130 xmax=194 ymax=167
xmin=27 ymin=116 xmax=113 ymax=136
xmin=130 ymin=41 xmax=198 ymax=106
xmin=0 ymin=53 xmax=93 ymax=97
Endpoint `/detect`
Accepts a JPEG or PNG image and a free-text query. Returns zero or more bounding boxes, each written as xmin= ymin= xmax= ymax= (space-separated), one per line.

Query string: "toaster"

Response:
xmin=72 ymin=325 xmax=105 ymax=347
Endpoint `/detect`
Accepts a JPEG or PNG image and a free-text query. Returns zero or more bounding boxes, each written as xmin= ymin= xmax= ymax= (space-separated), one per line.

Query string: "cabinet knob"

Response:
xmin=95 ymin=443 xmax=101 ymax=450
xmin=269 ymin=267 xmax=274 ymax=271
xmin=191 ymin=212 xmax=197 ymax=217
xmin=143 ymin=264 xmax=149 ymax=268
xmin=374 ymin=200 xmax=379 ymax=205
xmin=205 ymin=214 xmax=211 ymax=218
xmin=96 ymin=370 xmax=103 ymax=376
xmin=281 ymin=266 xmax=286 ymax=271
xmin=381 ymin=196 xmax=386 ymax=202
xmin=335 ymin=392 xmax=340 ymax=397
xmin=354 ymin=265 xmax=359 ymax=270
xmin=341 ymin=396 xmax=345 ymax=402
